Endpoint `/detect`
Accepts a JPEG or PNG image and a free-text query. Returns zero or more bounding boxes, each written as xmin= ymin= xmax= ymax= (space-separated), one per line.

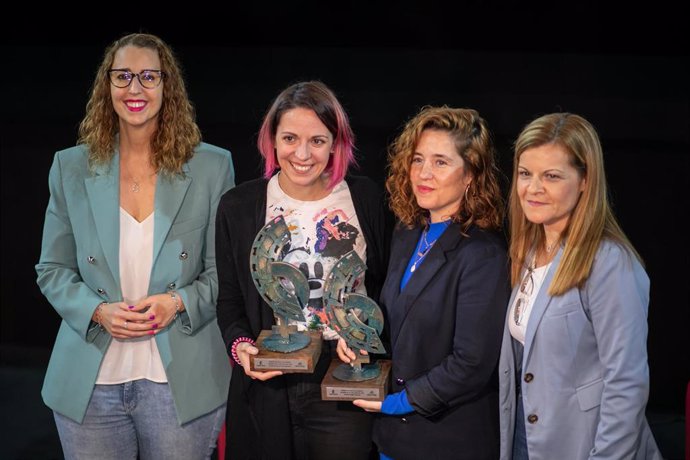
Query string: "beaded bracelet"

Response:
xmin=230 ymin=337 xmax=256 ymax=366
xmin=169 ymin=291 xmax=182 ymax=314
xmin=94 ymin=302 xmax=107 ymax=329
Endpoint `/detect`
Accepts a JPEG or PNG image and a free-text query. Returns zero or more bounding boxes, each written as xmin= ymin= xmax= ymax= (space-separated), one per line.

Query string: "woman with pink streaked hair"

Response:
xmin=216 ymin=81 xmax=391 ymax=459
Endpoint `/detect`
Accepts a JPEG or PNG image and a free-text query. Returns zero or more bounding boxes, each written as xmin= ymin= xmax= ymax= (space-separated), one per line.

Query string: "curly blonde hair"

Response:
xmin=386 ymin=106 xmax=504 ymax=232
xmin=78 ymin=33 xmax=201 ymax=174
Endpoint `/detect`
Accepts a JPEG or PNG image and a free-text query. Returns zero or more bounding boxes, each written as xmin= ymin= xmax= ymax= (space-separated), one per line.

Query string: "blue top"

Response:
xmin=400 ymin=220 xmax=451 ymax=291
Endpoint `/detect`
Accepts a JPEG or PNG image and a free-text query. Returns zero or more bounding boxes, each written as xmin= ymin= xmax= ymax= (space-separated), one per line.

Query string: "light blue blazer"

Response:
xmin=498 ymin=240 xmax=662 ymax=459
xmin=36 ymin=143 xmax=234 ymax=424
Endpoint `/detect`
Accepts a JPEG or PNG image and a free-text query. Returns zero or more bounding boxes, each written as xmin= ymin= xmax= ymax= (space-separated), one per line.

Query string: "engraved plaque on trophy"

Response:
xmin=249 ymin=216 xmax=321 ymax=373
xmin=320 ymin=251 xmax=391 ymax=401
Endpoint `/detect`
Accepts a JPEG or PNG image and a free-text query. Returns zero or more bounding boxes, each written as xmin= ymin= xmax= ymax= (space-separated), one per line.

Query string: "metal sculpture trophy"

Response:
xmin=249 ymin=216 xmax=322 ymax=373
xmin=320 ymin=250 xmax=391 ymax=401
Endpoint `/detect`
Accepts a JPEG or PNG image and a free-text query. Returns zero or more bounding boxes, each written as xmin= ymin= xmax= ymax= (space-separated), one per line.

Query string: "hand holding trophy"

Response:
xmin=321 ymin=250 xmax=391 ymax=400
xmin=249 ymin=215 xmax=322 ymax=372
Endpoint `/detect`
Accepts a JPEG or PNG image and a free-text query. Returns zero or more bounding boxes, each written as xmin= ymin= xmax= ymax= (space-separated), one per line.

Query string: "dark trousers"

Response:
xmin=284 ymin=340 xmax=376 ymax=460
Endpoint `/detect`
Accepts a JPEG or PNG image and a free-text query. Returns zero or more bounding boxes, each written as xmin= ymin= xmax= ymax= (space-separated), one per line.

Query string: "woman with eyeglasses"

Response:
xmin=36 ymin=33 xmax=234 ymax=459
xmin=498 ymin=113 xmax=661 ymax=459
xmin=341 ymin=106 xmax=510 ymax=459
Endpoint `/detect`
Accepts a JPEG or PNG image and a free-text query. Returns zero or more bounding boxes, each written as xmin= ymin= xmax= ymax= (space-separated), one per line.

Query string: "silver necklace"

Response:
xmin=545 ymin=238 xmax=559 ymax=254
xmin=123 ymin=162 xmax=156 ymax=193
xmin=410 ymin=229 xmax=435 ymax=273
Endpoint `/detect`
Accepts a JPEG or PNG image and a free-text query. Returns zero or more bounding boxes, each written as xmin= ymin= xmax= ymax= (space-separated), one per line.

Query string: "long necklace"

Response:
xmin=410 ymin=229 xmax=435 ymax=273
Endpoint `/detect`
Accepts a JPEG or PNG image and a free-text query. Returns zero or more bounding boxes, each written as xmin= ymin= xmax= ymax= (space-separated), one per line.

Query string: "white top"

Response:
xmin=265 ymin=174 xmax=367 ymax=340
xmin=95 ymin=209 xmax=167 ymax=384
xmin=509 ymin=262 xmax=551 ymax=345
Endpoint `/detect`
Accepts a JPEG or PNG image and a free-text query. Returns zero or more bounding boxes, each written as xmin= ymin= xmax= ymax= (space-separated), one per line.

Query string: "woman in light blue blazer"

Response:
xmin=498 ymin=113 xmax=661 ymax=460
xmin=35 ymin=33 xmax=234 ymax=460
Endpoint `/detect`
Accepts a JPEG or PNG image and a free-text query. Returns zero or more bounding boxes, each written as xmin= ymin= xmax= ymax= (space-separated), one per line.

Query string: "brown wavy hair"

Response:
xmin=508 ymin=113 xmax=642 ymax=294
xmin=78 ymin=33 xmax=201 ymax=174
xmin=386 ymin=106 xmax=504 ymax=232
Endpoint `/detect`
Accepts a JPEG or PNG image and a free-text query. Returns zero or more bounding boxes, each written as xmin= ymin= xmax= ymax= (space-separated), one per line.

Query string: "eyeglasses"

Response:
xmin=108 ymin=69 xmax=165 ymax=89
xmin=513 ymin=265 xmax=535 ymax=326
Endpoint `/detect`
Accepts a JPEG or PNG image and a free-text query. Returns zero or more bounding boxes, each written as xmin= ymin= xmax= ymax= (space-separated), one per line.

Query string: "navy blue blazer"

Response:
xmin=373 ymin=222 xmax=510 ymax=460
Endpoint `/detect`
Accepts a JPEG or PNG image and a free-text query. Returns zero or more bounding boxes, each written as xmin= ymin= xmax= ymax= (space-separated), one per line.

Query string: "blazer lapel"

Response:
xmin=522 ymin=247 xmax=564 ymax=365
xmin=390 ymin=223 xmax=464 ymax=348
xmin=85 ymin=154 xmax=120 ymax=282
xmin=152 ymin=165 xmax=192 ymax=267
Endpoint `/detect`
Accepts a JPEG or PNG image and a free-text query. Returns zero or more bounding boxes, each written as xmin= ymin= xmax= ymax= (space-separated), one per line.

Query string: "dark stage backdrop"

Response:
xmin=1 ymin=9 xmax=688 ymax=417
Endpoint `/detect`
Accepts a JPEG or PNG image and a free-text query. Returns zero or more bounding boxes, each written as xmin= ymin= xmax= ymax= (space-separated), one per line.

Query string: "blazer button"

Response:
xmin=87 ymin=256 xmax=96 ymax=264
xmin=395 ymin=378 xmax=405 ymax=386
xmin=524 ymin=373 xmax=534 ymax=383
xmin=179 ymin=251 xmax=188 ymax=260
xmin=168 ymin=282 xmax=176 ymax=290
xmin=400 ymin=417 xmax=408 ymax=423
xmin=527 ymin=414 xmax=538 ymax=424
xmin=97 ymin=288 xmax=106 ymax=295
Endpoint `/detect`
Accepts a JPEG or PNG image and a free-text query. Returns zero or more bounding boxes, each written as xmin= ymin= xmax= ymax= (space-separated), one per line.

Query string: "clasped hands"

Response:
xmin=95 ymin=293 xmax=182 ymax=339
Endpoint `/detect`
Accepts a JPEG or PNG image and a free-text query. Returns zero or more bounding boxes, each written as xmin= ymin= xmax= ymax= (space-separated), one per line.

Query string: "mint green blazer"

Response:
xmin=36 ymin=143 xmax=234 ymax=424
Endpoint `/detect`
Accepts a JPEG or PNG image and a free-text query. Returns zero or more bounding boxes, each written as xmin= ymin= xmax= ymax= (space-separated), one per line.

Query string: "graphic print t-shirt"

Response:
xmin=266 ymin=174 xmax=367 ymax=340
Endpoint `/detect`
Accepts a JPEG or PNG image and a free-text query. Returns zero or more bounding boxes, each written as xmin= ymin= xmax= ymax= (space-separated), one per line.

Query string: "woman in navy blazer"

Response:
xmin=498 ymin=113 xmax=661 ymax=459
xmin=342 ymin=106 xmax=510 ymax=459
xmin=35 ymin=33 xmax=234 ymax=459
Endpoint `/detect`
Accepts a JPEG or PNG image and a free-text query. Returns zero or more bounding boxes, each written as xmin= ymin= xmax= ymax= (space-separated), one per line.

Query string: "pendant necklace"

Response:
xmin=123 ymin=161 xmax=156 ymax=193
xmin=410 ymin=229 xmax=435 ymax=273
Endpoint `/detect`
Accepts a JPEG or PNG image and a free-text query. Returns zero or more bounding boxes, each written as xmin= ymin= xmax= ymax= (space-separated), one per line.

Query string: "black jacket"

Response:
xmin=216 ymin=175 xmax=391 ymax=459
xmin=373 ymin=222 xmax=510 ymax=460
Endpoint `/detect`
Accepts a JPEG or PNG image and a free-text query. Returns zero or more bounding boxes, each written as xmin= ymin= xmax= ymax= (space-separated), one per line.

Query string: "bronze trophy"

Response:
xmin=320 ymin=251 xmax=391 ymax=401
xmin=249 ymin=215 xmax=322 ymax=373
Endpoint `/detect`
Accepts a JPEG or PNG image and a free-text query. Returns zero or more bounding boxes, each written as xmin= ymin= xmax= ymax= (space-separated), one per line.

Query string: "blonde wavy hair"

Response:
xmin=386 ymin=106 xmax=504 ymax=232
xmin=78 ymin=33 xmax=201 ymax=174
xmin=509 ymin=113 xmax=642 ymax=295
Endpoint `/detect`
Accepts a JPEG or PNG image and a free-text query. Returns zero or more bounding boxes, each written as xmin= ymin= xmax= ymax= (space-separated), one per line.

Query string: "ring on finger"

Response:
xmin=124 ymin=320 xmax=129 ymax=329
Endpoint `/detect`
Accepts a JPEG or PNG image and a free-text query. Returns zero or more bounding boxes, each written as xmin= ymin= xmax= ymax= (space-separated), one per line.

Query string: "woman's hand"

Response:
xmin=353 ymin=399 xmax=382 ymax=412
xmin=335 ymin=337 xmax=369 ymax=363
xmin=131 ymin=292 xmax=182 ymax=333
xmin=95 ymin=301 xmax=157 ymax=339
xmin=235 ymin=341 xmax=283 ymax=381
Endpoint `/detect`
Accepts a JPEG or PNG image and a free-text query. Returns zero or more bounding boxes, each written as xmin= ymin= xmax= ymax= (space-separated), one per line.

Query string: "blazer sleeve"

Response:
xmin=586 ymin=242 xmax=651 ymax=459
xmin=406 ymin=241 xmax=510 ymax=417
xmin=175 ymin=150 xmax=235 ymax=334
xmin=35 ymin=152 xmax=104 ymax=342
xmin=215 ymin=190 xmax=255 ymax=349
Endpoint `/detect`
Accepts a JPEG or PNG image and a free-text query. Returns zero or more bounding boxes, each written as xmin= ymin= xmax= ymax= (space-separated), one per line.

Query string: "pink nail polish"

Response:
xmin=149 ymin=314 xmax=155 ymax=320
xmin=128 ymin=305 xmax=135 ymax=310
xmin=148 ymin=330 xmax=155 ymax=335
xmin=152 ymin=324 xmax=158 ymax=329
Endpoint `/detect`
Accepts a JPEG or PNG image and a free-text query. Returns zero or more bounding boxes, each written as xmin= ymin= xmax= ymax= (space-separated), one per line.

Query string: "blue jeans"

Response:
xmin=54 ymin=379 xmax=226 ymax=460
xmin=512 ymin=393 xmax=529 ymax=460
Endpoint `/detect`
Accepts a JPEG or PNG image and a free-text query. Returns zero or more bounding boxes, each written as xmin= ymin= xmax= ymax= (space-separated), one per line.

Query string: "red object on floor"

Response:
xmin=685 ymin=380 xmax=689 ymax=460
xmin=218 ymin=423 xmax=226 ymax=460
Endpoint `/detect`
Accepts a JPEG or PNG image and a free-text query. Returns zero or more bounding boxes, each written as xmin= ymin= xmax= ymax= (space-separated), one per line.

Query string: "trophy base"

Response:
xmin=262 ymin=330 xmax=311 ymax=352
xmin=250 ymin=330 xmax=322 ymax=373
xmin=321 ymin=359 xmax=391 ymax=401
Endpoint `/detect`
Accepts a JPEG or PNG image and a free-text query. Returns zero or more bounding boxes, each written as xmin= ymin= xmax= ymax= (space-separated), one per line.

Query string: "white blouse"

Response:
xmin=95 ymin=208 xmax=167 ymax=384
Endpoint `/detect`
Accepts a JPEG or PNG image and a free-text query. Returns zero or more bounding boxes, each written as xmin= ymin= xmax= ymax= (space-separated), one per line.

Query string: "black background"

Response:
xmin=1 ymin=4 xmax=688 ymax=418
